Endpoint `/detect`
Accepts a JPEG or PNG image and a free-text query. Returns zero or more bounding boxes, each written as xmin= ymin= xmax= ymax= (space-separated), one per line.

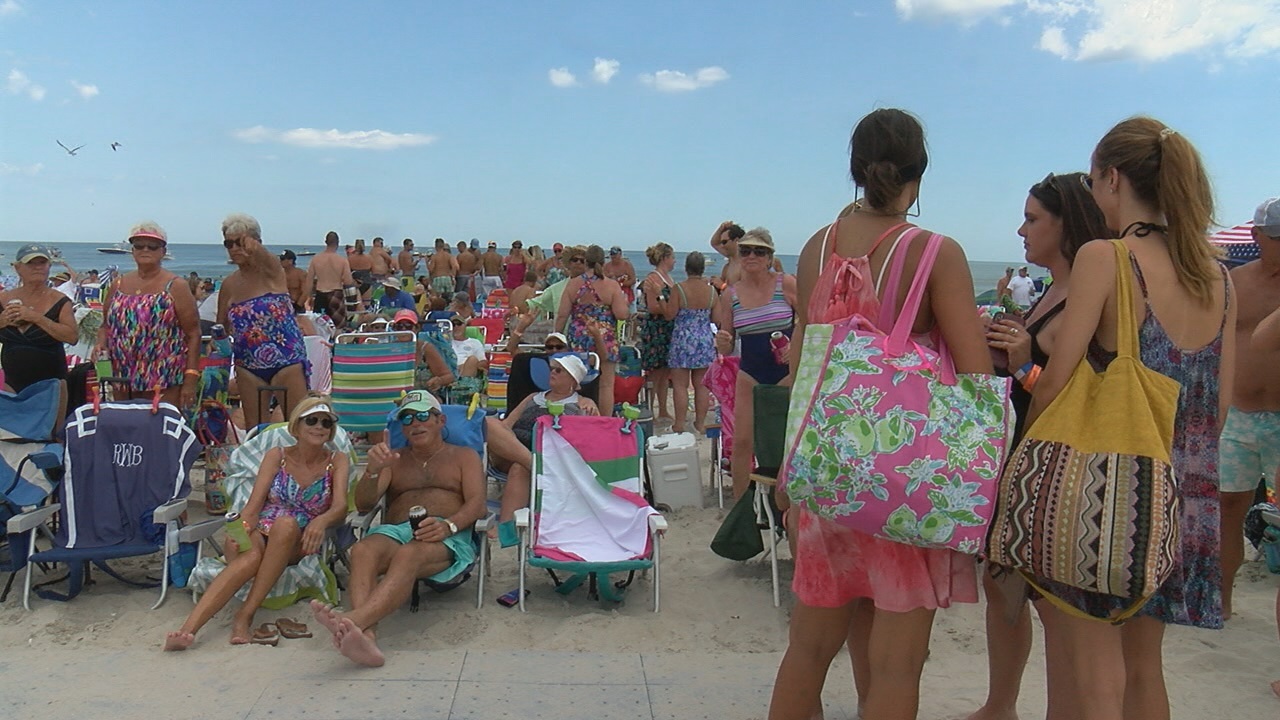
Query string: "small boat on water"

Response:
xmin=297 ymin=250 xmax=316 ymax=256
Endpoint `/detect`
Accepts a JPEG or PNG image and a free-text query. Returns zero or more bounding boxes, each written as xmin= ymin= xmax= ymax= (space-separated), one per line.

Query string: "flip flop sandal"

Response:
xmin=249 ymin=623 xmax=280 ymax=646
xmin=275 ymin=617 xmax=312 ymax=639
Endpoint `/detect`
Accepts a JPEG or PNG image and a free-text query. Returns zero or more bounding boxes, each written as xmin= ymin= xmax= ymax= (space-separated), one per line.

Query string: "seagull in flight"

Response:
xmin=110 ymin=142 xmax=122 ymax=152
xmin=57 ymin=140 xmax=84 ymax=156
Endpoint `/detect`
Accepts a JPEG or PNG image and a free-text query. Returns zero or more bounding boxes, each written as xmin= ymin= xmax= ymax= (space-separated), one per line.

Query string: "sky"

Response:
xmin=1 ymin=0 xmax=1277 ymax=260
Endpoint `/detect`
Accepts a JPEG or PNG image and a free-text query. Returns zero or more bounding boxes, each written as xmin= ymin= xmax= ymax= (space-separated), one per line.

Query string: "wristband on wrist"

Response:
xmin=184 ymin=369 xmax=200 ymax=377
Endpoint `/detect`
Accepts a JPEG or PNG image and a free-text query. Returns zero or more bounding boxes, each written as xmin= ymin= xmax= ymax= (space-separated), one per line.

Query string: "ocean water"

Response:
xmin=0 ymin=240 xmax=1020 ymax=299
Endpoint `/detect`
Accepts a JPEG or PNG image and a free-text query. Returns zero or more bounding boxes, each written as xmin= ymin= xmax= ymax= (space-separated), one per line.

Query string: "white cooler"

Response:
xmin=646 ymin=432 xmax=702 ymax=509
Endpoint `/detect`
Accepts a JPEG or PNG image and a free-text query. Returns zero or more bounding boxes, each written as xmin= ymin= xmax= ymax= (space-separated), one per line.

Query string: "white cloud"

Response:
xmin=897 ymin=0 xmax=1280 ymax=62
xmin=640 ymin=66 xmax=730 ymax=92
xmin=232 ymin=126 xmax=436 ymax=150
xmin=895 ymin=0 xmax=1019 ymax=23
xmin=592 ymin=57 xmax=620 ymax=84
xmin=70 ymin=80 xmax=98 ymax=100
xmin=1038 ymin=26 xmax=1071 ymax=57
xmin=548 ymin=67 xmax=578 ymax=87
xmin=0 ymin=161 xmax=42 ymax=176
xmin=6 ymin=69 xmax=44 ymax=101
xmin=0 ymin=0 xmax=22 ymax=18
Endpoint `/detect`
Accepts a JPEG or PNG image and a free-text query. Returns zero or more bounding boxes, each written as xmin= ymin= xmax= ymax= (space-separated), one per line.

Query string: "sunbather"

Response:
xmin=164 ymin=397 xmax=349 ymax=651
xmin=312 ymin=390 xmax=486 ymax=666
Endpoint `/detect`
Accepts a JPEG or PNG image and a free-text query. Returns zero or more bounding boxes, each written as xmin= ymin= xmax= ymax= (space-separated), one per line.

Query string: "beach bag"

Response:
xmin=194 ymin=402 xmax=241 ymax=514
xmin=986 ymin=240 xmax=1181 ymax=622
xmin=711 ymin=485 xmax=764 ymax=561
xmin=780 ymin=231 xmax=1013 ymax=554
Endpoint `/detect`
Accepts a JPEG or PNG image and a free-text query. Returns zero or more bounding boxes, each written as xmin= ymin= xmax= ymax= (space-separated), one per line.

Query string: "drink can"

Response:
xmin=224 ymin=511 xmax=252 ymax=552
xmin=343 ymin=285 xmax=360 ymax=311
xmin=210 ymin=323 xmax=226 ymax=340
xmin=769 ymin=331 xmax=790 ymax=365
xmin=408 ymin=505 xmax=428 ymax=533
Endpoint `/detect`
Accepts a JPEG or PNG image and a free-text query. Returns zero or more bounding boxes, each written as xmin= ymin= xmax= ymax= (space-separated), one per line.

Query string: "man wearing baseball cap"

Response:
xmin=1219 ymin=196 xmax=1280 ymax=618
xmin=279 ymin=249 xmax=306 ymax=312
xmin=479 ymin=241 xmax=504 ymax=299
xmin=320 ymin=388 xmax=485 ymax=667
xmin=604 ymin=245 xmax=636 ymax=305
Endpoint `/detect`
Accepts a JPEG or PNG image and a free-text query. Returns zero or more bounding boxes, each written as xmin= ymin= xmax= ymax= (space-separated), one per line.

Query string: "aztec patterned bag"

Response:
xmin=781 ymin=231 xmax=1013 ymax=553
xmin=986 ymin=240 xmax=1181 ymax=622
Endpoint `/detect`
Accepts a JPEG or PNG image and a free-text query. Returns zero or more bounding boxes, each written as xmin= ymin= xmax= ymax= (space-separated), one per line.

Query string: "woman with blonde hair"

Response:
xmin=1027 ymin=117 xmax=1233 ymax=720
xmin=165 ymin=395 xmax=350 ymax=650
xmin=639 ymin=242 xmax=677 ymax=423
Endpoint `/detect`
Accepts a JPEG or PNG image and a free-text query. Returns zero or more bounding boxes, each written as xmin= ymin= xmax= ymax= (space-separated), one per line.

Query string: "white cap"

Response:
xmin=299 ymin=403 xmax=336 ymax=419
xmin=551 ymin=354 xmax=588 ymax=385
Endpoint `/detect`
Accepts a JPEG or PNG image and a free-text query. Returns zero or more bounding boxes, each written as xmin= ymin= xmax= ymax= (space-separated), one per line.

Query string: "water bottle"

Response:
xmin=769 ymin=331 xmax=790 ymax=366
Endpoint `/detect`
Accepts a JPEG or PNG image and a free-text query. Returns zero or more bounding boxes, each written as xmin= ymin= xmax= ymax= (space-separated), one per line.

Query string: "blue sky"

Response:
xmin=1 ymin=0 xmax=1277 ymax=260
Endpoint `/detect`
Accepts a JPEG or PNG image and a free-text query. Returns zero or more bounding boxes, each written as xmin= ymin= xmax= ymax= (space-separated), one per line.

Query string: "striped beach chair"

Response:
xmin=331 ymin=331 xmax=416 ymax=434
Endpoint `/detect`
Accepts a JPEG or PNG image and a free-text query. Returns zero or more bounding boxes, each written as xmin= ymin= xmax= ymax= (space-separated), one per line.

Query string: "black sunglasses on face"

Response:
xmin=398 ymin=410 xmax=441 ymax=426
xmin=569 ymin=256 xmax=585 ymax=263
xmin=223 ymin=237 xmax=244 ymax=249
xmin=303 ymin=416 xmax=335 ymax=429
xmin=545 ymin=343 xmax=566 ymax=351
xmin=131 ymin=242 xmax=163 ymax=252
xmin=738 ymin=246 xmax=771 ymax=257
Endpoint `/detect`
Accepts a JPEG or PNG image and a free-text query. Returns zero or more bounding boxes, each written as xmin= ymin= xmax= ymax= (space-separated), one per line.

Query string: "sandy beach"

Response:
xmin=2 ymin=438 xmax=1277 ymax=719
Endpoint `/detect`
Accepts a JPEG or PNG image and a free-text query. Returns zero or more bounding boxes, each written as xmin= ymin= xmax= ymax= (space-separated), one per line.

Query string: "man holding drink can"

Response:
xmin=311 ymin=390 xmax=486 ymax=667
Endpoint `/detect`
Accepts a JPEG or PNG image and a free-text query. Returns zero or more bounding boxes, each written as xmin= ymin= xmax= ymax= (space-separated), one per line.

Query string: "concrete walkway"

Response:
xmin=3 ymin=646 xmax=860 ymax=720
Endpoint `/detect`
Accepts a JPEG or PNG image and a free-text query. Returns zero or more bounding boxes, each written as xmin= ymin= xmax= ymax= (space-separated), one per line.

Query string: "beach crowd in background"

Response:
xmin=3 ymin=107 xmax=1280 ymax=720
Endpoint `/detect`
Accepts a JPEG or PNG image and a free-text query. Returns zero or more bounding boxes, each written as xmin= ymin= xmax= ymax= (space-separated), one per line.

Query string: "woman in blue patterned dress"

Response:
xmin=1027 ymin=117 xmax=1235 ymax=720
xmin=663 ymin=251 xmax=717 ymax=433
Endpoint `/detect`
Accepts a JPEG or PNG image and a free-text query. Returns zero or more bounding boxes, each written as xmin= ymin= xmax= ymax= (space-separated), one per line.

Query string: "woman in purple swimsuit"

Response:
xmin=165 ymin=397 xmax=349 ymax=650
xmin=217 ymin=213 xmax=310 ymax=428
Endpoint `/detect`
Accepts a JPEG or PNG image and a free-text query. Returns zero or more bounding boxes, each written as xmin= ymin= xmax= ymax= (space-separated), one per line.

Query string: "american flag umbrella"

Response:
xmin=1210 ymin=221 xmax=1258 ymax=267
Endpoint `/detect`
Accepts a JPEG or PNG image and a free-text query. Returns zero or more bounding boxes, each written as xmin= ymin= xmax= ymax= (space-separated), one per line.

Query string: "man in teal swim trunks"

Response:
xmin=312 ymin=390 xmax=486 ymax=667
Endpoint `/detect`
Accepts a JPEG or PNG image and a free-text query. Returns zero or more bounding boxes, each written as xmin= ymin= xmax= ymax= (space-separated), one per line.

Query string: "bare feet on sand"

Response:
xmin=163 ymin=631 xmax=195 ymax=651
xmin=965 ymin=707 xmax=1018 ymax=720
xmin=229 ymin=617 xmax=252 ymax=645
xmin=336 ymin=617 xmax=385 ymax=667
xmin=1271 ymin=679 xmax=1280 ymax=698
xmin=311 ymin=600 xmax=342 ymax=635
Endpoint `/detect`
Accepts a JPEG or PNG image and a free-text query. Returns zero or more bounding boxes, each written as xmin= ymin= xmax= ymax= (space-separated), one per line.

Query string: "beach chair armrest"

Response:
xmin=153 ymin=499 xmax=188 ymax=524
xmin=1263 ymin=509 xmax=1280 ymax=528
xmin=475 ymin=514 xmax=492 ymax=534
xmin=648 ymin=514 xmax=668 ymax=534
xmin=7 ymin=503 xmax=60 ymax=533
xmin=514 ymin=508 xmax=530 ymax=529
xmin=27 ymin=449 xmax=62 ymax=471
xmin=178 ymin=518 xmax=223 ymax=544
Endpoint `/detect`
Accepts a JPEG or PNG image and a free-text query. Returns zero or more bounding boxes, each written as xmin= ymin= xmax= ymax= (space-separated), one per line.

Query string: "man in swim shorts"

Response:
xmin=428 ymin=245 xmax=458 ymax=297
xmin=313 ymin=390 xmax=486 ymax=667
xmin=1220 ymin=197 xmax=1280 ymax=619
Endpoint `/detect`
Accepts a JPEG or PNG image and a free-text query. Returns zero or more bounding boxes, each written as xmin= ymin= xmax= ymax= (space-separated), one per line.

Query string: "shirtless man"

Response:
xmin=311 ymin=390 xmax=485 ymax=667
xmin=279 ymin=250 xmax=306 ymax=312
xmin=370 ymin=237 xmax=394 ymax=281
xmin=708 ymin=220 xmax=745 ymax=291
xmin=456 ymin=240 xmax=479 ymax=300
xmin=427 ymin=245 xmax=459 ymax=297
xmin=302 ymin=231 xmax=355 ymax=314
xmin=507 ymin=268 xmax=538 ymax=315
xmin=1220 ymin=196 xmax=1280 ymax=620
xmin=218 ymin=213 xmax=309 ymax=428
xmin=603 ymin=246 xmax=636 ymax=307
xmin=348 ymin=239 xmax=374 ymax=286
xmin=397 ymin=238 xmax=418 ymax=277
xmin=480 ymin=241 xmax=504 ymax=299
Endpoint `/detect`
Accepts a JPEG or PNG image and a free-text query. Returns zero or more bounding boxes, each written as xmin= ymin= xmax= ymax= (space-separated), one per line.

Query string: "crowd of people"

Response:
xmin=3 ymin=106 xmax=1278 ymax=716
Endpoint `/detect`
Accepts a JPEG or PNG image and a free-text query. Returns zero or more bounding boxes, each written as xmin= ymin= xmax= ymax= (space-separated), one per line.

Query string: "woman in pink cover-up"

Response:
xmin=768 ymin=109 xmax=992 ymax=720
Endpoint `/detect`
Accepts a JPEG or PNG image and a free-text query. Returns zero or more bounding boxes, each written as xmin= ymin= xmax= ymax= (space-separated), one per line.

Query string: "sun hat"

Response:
xmin=15 ymin=244 xmax=51 ymax=264
xmin=398 ymin=389 xmax=442 ymax=415
xmin=393 ymin=309 xmax=418 ymax=325
xmin=1255 ymin=197 xmax=1280 ymax=236
xmin=298 ymin=403 xmax=337 ymax=420
xmin=381 ymin=277 xmax=401 ymax=289
xmin=737 ymin=228 xmax=774 ymax=250
xmin=550 ymin=354 xmax=592 ymax=385
xmin=544 ymin=332 xmax=569 ymax=346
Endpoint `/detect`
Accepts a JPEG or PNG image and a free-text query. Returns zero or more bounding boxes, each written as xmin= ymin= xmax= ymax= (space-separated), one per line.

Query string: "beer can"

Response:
xmin=224 ymin=511 xmax=252 ymax=552
xmin=408 ymin=505 xmax=428 ymax=533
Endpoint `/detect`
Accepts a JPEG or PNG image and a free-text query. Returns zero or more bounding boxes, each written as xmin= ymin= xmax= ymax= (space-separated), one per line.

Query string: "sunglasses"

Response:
xmin=737 ymin=246 xmax=772 ymax=257
xmin=131 ymin=241 xmax=164 ymax=252
xmin=393 ymin=321 xmax=416 ymax=330
xmin=1080 ymin=174 xmax=1094 ymax=191
xmin=398 ymin=410 xmax=441 ymax=426
xmin=223 ymin=237 xmax=244 ymax=249
xmin=544 ymin=343 xmax=566 ymax=351
xmin=569 ymin=256 xmax=585 ymax=263
xmin=303 ymin=416 xmax=335 ymax=429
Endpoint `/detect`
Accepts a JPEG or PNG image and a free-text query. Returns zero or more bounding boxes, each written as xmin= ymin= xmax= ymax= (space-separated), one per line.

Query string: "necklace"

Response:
xmin=410 ymin=442 xmax=446 ymax=472
xmin=1119 ymin=221 xmax=1166 ymax=238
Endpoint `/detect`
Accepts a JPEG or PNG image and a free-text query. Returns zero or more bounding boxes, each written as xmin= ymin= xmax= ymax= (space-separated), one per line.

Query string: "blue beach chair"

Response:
xmin=0 ymin=380 xmax=65 ymax=603
xmin=9 ymin=400 xmax=199 ymax=610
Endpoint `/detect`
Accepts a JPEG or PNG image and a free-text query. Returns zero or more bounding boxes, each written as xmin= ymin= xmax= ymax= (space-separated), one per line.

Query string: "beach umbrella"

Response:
xmin=1210 ymin=221 xmax=1258 ymax=267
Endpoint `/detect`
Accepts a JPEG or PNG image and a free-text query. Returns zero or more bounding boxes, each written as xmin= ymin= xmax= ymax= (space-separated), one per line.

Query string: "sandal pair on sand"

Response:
xmin=248 ymin=617 xmax=312 ymax=647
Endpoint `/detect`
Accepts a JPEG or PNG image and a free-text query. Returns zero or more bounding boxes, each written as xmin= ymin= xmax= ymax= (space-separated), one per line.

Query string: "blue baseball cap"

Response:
xmin=15 ymin=243 xmax=51 ymax=264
